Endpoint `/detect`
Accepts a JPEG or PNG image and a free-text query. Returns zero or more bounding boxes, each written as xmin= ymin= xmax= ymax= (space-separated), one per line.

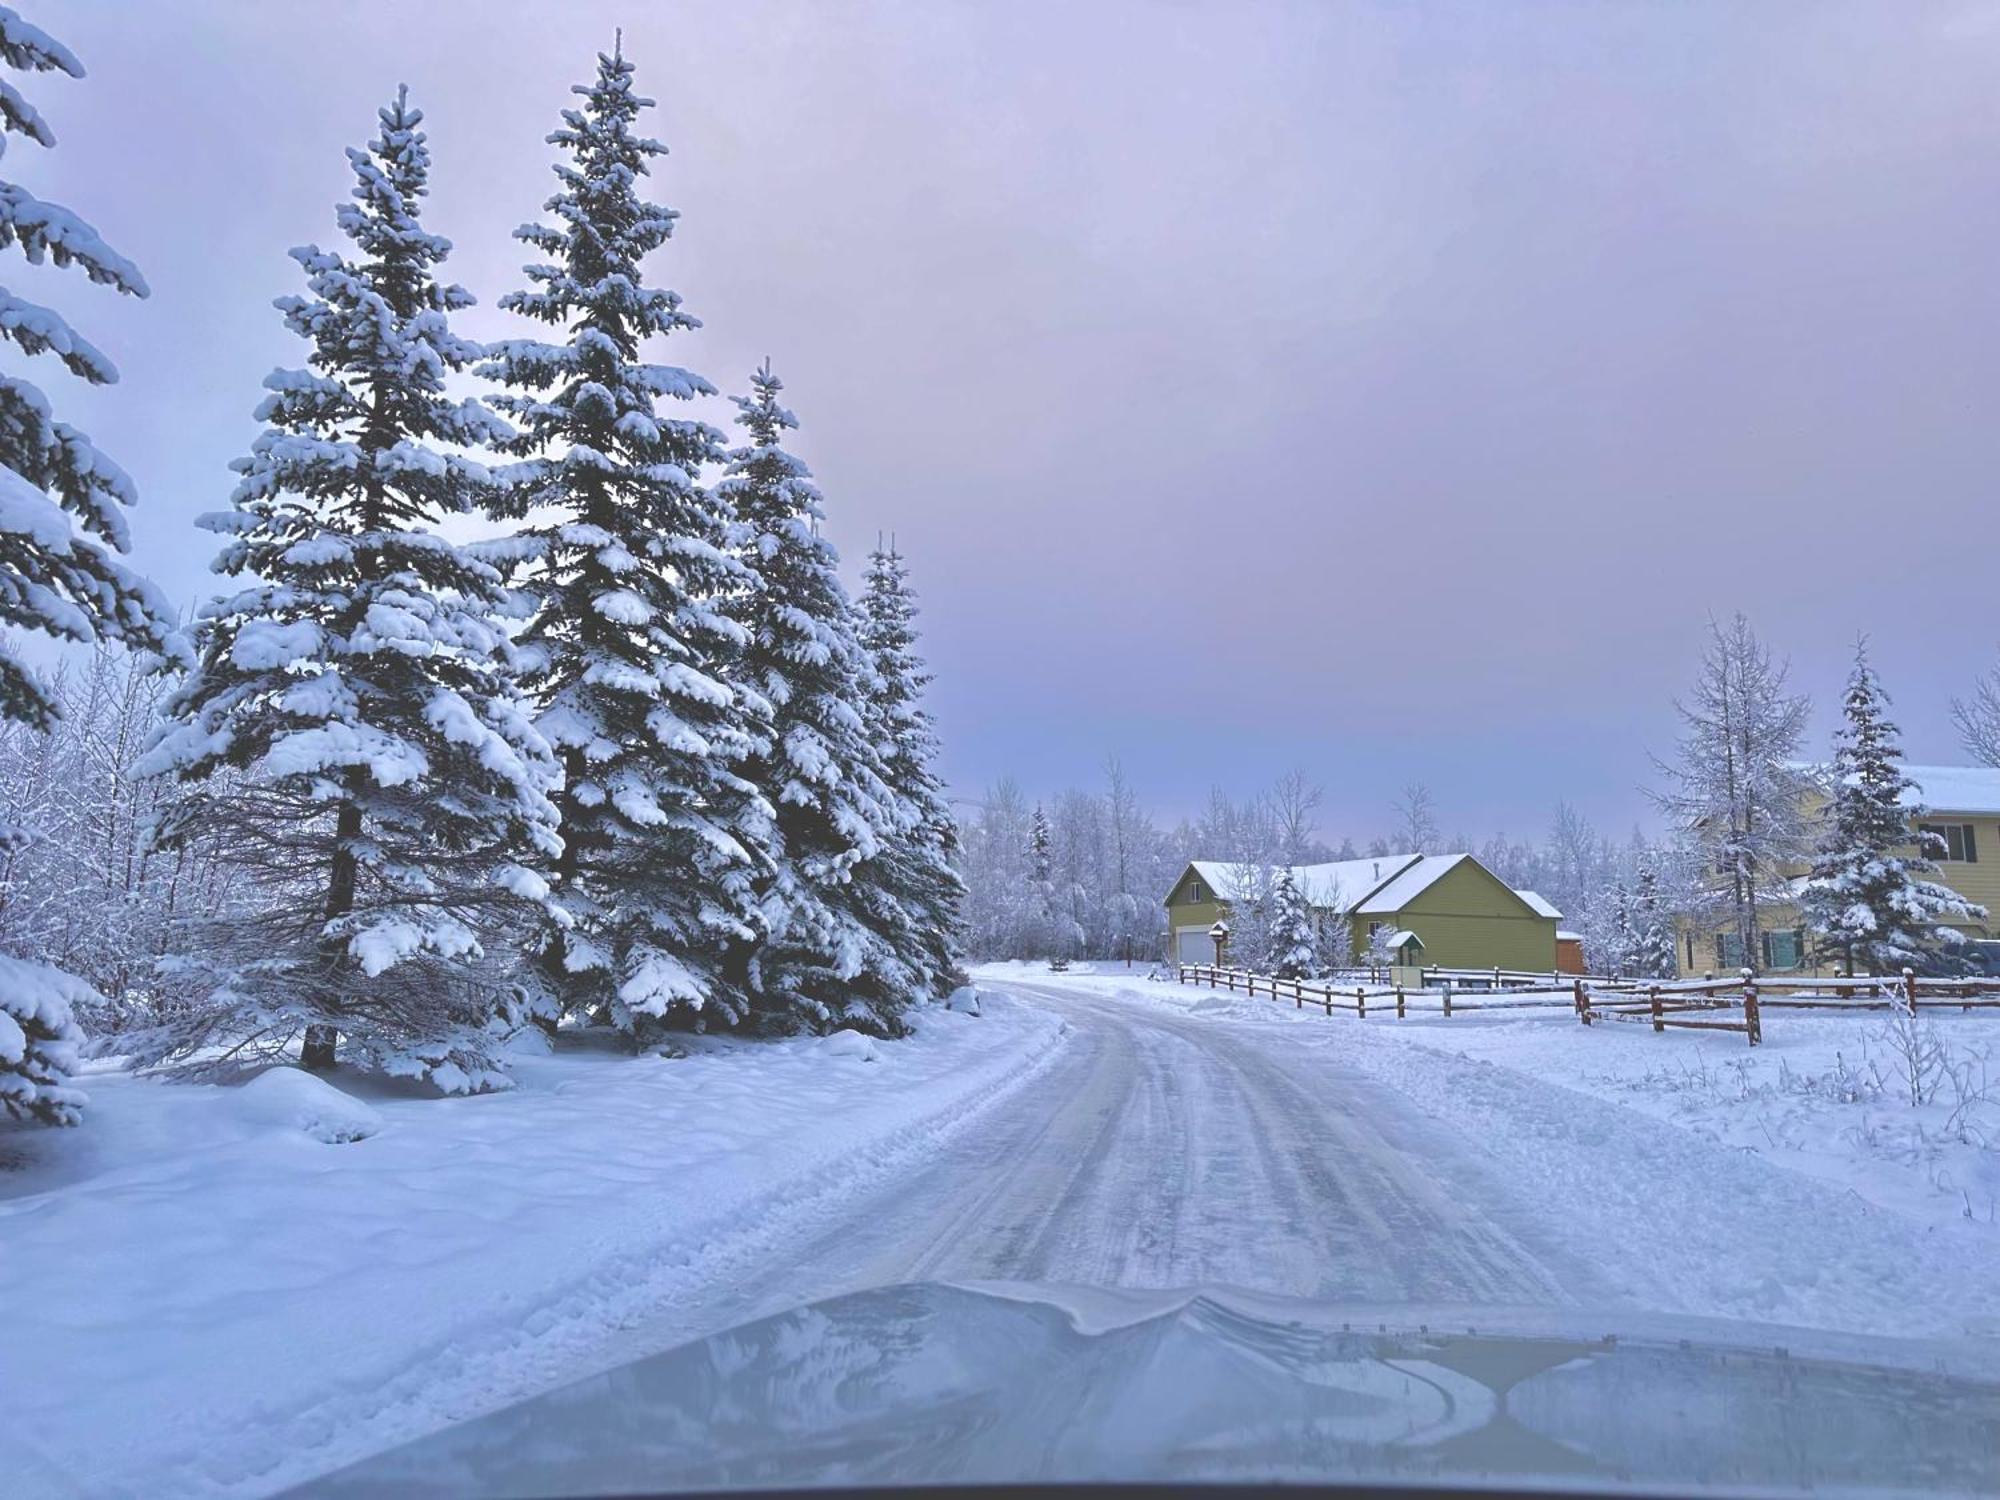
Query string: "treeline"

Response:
xmin=0 ymin=23 xmax=960 ymax=1125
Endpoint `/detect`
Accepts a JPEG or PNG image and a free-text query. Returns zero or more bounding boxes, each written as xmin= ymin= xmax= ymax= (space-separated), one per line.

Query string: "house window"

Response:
xmin=1762 ymin=928 xmax=1804 ymax=970
xmin=1684 ymin=932 xmax=1696 ymax=969
xmin=1920 ymin=823 xmax=1978 ymax=863
xmin=1715 ymin=929 xmax=1805 ymax=970
xmin=1188 ymin=880 xmax=1204 ymax=903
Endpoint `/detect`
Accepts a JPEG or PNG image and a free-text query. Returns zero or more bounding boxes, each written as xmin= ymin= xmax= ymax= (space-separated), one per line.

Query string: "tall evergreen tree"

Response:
xmin=1025 ymin=802 xmax=1059 ymax=960
xmin=140 ymin=90 xmax=562 ymax=1089
xmin=857 ymin=540 xmax=964 ymax=996
xmin=480 ymin=42 xmax=771 ymax=1034
xmin=719 ymin=364 xmax=910 ymax=1033
xmin=1801 ymin=643 xmax=1983 ymax=975
xmin=0 ymin=8 xmax=182 ymax=1124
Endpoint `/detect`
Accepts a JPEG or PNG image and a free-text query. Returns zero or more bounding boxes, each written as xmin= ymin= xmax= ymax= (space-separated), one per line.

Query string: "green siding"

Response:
xmin=1162 ymin=866 xmax=1228 ymax=958
xmin=1351 ymin=858 xmax=1557 ymax=971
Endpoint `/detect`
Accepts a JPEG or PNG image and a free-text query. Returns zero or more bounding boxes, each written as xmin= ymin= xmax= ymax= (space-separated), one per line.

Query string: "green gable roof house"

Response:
xmin=1162 ymin=852 xmax=1560 ymax=973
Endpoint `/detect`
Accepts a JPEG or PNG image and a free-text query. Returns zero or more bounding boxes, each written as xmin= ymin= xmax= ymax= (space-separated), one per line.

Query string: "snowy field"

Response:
xmin=9 ymin=965 xmax=2000 ymax=1499
xmin=1 ymin=999 xmax=1067 ymax=1498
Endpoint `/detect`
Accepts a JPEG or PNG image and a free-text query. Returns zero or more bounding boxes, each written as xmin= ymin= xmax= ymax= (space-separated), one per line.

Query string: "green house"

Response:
xmin=1162 ymin=852 xmax=1560 ymax=972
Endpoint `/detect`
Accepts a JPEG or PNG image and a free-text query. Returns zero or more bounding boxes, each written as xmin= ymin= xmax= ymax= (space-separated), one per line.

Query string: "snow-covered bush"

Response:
xmin=0 ymin=951 xmax=89 ymax=1124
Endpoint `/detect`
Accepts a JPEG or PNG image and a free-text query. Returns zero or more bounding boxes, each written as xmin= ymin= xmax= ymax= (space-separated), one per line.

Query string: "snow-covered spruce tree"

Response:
xmin=1024 ymin=802 xmax=1059 ymax=960
xmin=138 ymin=90 xmax=563 ymax=1090
xmin=1652 ymin=613 xmax=1812 ymax=974
xmin=1628 ymin=860 xmax=1679 ymax=980
xmin=0 ymin=10 xmax=185 ymax=1124
xmin=1801 ymin=643 xmax=1983 ymax=975
xmin=1267 ymin=867 xmax=1317 ymax=981
xmin=857 ymin=540 xmax=965 ymax=995
xmin=718 ymin=364 xmax=913 ymax=1034
xmin=480 ymin=43 xmax=772 ymax=1035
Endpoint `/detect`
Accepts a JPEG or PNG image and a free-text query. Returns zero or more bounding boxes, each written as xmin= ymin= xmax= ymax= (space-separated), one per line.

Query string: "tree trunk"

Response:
xmin=311 ymin=778 xmax=366 ymax=1073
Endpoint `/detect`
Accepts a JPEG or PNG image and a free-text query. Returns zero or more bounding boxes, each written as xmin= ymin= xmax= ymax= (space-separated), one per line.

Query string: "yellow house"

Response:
xmin=1162 ymin=852 xmax=1559 ymax=972
xmin=1674 ymin=764 xmax=2000 ymax=977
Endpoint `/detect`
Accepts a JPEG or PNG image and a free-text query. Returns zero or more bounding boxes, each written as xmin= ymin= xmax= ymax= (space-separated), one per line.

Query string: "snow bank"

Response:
xmin=0 ymin=995 xmax=1067 ymax=1498
xmin=230 ymin=1067 xmax=382 ymax=1144
xmin=817 ymin=1028 xmax=880 ymax=1062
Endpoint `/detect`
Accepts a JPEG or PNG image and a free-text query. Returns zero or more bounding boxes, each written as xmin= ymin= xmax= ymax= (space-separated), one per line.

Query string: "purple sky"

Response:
xmin=25 ymin=2 xmax=2000 ymax=841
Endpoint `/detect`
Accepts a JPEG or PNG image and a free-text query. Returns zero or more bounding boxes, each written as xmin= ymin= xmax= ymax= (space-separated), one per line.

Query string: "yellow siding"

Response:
xmin=1672 ymin=807 xmax=1998 ymax=978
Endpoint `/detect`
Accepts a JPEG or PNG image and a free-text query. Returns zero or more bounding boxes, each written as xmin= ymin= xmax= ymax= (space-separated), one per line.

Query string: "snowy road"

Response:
xmin=651 ymin=977 xmax=1608 ymax=1343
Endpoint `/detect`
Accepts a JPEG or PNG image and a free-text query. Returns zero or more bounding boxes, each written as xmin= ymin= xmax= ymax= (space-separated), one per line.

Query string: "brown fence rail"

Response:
xmin=1177 ymin=963 xmax=2000 ymax=1047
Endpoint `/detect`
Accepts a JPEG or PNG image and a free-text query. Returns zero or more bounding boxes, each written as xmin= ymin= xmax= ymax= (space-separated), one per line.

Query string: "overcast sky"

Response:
xmin=23 ymin=1 xmax=2000 ymax=842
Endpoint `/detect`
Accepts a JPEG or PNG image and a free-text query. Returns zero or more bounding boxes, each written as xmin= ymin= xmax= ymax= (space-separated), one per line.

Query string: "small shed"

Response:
xmin=1555 ymin=930 xmax=1586 ymax=975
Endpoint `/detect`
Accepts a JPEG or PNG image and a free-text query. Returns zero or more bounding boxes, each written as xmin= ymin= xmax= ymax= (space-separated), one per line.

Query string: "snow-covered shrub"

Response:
xmin=234 ymin=1066 xmax=381 ymax=1144
xmin=0 ymin=951 xmax=90 ymax=1124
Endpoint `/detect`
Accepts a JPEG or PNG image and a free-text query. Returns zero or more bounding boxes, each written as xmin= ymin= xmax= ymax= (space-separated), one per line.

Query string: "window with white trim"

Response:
xmin=1920 ymin=823 xmax=1978 ymax=863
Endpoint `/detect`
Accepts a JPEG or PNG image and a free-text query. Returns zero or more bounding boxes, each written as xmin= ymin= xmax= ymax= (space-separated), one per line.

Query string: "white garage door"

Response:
xmin=1175 ymin=928 xmax=1212 ymax=964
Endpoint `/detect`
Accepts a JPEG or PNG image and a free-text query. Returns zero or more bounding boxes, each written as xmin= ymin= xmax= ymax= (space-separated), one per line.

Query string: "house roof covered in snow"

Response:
xmin=1178 ymin=851 xmax=1558 ymax=920
xmin=1791 ymin=762 xmax=2000 ymax=815
xmin=1514 ymin=889 xmax=1563 ymax=920
xmin=1351 ymin=853 xmax=1477 ymax=914
xmin=1185 ymin=854 xmax=1424 ymax=910
xmin=1900 ymin=765 xmax=2000 ymax=815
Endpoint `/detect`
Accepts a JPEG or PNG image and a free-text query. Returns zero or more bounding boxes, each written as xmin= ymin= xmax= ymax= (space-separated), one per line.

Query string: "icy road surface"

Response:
xmin=682 ymin=978 xmax=1602 ymax=1334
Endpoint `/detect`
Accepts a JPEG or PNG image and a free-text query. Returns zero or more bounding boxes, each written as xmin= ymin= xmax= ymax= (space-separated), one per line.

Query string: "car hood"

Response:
xmin=295 ymin=1282 xmax=2000 ymax=1498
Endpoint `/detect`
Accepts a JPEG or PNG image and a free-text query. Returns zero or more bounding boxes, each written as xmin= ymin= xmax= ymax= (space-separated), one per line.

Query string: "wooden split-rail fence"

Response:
xmin=1176 ymin=963 xmax=2000 ymax=1047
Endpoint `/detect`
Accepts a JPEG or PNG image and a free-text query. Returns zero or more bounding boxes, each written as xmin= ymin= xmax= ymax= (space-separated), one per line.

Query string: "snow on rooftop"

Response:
xmin=1352 ymin=853 xmax=1473 ymax=914
xmin=1185 ymin=854 xmax=1423 ymax=909
xmin=1900 ymin=764 xmax=2000 ymax=815
xmin=1514 ymin=889 xmax=1563 ymax=920
xmin=1791 ymin=761 xmax=2000 ymax=815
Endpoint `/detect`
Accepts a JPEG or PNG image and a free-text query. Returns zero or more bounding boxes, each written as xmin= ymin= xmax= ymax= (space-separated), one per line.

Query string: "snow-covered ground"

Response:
xmin=1 ymin=998 xmax=1067 ymax=1499
xmin=8 ymin=963 xmax=2000 ymax=1499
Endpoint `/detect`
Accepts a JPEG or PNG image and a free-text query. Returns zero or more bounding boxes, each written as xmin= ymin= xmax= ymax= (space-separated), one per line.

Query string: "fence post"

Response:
xmin=1902 ymin=967 xmax=1918 ymax=1018
xmin=1649 ymin=984 xmax=1663 ymax=1034
xmin=1574 ymin=977 xmax=1590 ymax=1027
xmin=1493 ymin=966 xmax=1501 ymax=992
xmin=1356 ymin=986 xmax=1367 ymax=1018
xmin=1741 ymin=967 xmax=1760 ymax=1046
xmin=1295 ymin=978 xmax=1303 ymax=1010
xmin=1442 ymin=980 xmax=1453 ymax=1018
xmin=1321 ymin=986 xmax=1331 ymax=1016
xmin=1396 ymin=984 xmax=1406 ymax=1019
